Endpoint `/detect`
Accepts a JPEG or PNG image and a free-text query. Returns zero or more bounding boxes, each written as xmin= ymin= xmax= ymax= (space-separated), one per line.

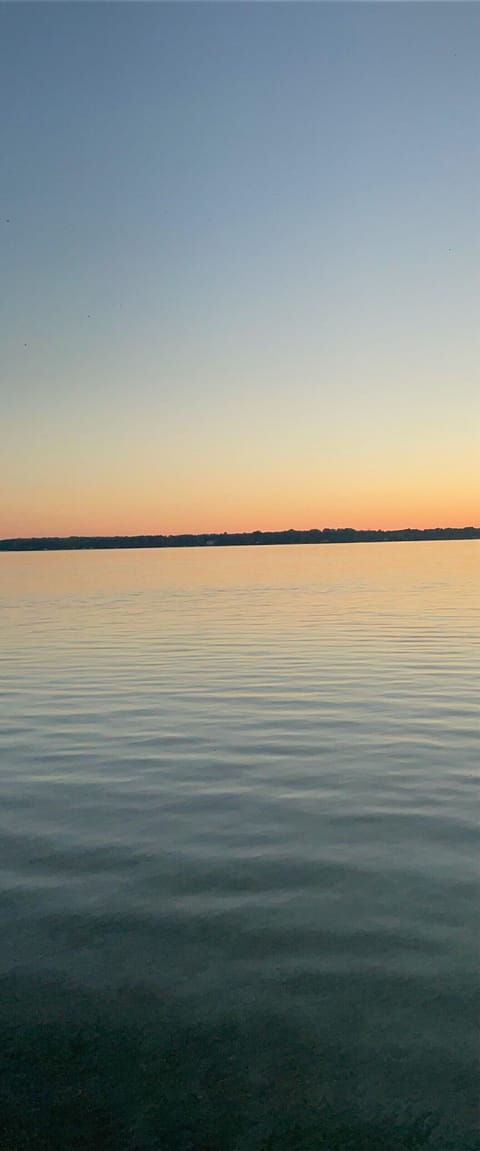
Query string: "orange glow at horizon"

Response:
xmin=2 ymin=485 xmax=478 ymax=540
xmin=3 ymin=435 xmax=479 ymax=538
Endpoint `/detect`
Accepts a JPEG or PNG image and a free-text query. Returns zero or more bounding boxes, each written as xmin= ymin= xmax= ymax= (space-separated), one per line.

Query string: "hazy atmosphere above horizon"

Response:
xmin=2 ymin=2 xmax=479 ymax=538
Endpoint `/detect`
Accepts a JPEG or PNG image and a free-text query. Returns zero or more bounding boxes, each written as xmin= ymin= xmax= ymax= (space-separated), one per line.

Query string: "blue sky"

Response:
xmin=2 ymin=3 xmax=479 ymax=535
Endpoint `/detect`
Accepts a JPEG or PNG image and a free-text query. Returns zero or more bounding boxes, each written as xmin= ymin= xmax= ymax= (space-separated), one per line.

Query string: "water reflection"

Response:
xmin=0 ymin=542 xmax=478 ymax=1148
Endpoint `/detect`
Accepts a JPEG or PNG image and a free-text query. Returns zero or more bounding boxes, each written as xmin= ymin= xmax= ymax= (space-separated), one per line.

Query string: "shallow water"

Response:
xmin=0 ymin=542 xmax=478 ymax=1150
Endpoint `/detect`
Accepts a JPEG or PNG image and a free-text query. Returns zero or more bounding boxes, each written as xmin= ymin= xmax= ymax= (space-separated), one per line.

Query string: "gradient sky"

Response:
xmin=2 ymin=2 xmax=479 ymax=537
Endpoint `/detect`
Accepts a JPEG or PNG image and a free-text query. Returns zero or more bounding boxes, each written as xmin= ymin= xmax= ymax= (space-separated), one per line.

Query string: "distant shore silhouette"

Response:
xmin=1 ymin=527 xmax=478 ymax=552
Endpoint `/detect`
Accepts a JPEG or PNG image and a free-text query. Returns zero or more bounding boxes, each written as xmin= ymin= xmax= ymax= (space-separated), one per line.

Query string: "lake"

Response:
xmin=0 ymin=542 xmax=478 ymax=1150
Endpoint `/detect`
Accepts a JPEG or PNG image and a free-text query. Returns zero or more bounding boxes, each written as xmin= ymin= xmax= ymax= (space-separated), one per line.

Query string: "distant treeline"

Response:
xmin=1 ymin=527 xmax=479 ymax=552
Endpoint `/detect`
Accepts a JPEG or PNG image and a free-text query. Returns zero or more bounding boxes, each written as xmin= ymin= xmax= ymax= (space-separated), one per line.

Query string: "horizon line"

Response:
xmin=1 ymin=526 xmax=479 ymax=551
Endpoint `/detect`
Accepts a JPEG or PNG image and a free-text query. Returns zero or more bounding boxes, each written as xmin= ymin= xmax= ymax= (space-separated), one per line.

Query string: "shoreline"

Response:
xmin=1 ymin=527 xmax=479 ymax=552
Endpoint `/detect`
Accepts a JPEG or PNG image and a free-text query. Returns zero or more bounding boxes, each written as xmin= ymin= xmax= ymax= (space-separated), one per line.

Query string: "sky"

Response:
xmin=1 ymin=2 xmax=479 ymax=538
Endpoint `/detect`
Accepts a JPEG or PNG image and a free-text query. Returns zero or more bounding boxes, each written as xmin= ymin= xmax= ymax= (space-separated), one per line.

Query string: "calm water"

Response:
xmin=0 ymin=542 xmax=478 ymax=1150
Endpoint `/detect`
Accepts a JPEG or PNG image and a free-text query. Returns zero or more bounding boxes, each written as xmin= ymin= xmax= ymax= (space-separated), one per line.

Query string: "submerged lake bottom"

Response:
xmin=0 ymin=543 xmax=479 ymax=1150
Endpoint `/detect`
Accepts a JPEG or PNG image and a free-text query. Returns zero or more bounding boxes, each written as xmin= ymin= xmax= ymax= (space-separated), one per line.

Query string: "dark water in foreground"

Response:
xmin=1 ymin=543 xmax=478 ymax=1150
